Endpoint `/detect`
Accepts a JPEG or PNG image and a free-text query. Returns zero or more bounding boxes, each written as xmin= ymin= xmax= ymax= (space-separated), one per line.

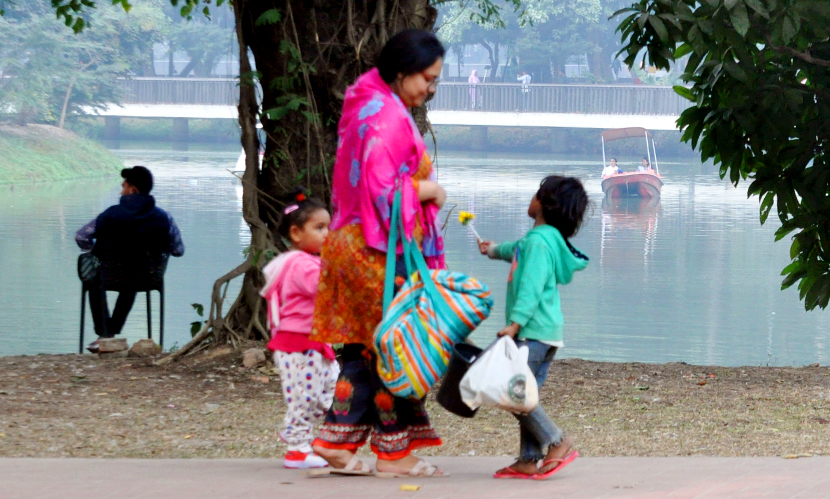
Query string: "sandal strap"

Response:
xmin=344 ymin=454 xmax=363 ymax=471
xmin=410 ymin=459 xmax=438 ymax=477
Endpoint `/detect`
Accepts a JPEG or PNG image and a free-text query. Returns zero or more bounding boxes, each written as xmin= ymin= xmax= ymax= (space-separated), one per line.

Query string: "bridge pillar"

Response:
xmin=470 ymin=126 xmax=488 ymax=151
xmin=104 ymin=117 xmax=120 ymax=141
xmin=172 ymin=118 xmax=189 ymax=142
xmin=549 ymin=128 xmax=568 ymax=153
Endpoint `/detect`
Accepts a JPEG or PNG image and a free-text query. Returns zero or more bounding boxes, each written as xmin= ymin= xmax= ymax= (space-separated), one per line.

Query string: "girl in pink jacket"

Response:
xmin=260 ymin=190 xmax=339 ymax=469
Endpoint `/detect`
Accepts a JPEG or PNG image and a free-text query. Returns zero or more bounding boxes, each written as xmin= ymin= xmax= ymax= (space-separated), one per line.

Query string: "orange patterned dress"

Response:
xmin=310 ymin=154 xmax=430 ymax=348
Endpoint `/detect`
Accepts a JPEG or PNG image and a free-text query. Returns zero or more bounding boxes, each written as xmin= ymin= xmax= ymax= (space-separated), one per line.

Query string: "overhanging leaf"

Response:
xmin=729 ymin=2 xmax=750 ymax=37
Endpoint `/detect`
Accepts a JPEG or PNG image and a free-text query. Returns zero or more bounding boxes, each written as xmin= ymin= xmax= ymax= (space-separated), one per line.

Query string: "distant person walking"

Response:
xmin=468 ymin=69 xmax=480 ymax=110
xmin=517 ymin=71 xmax=532 ymax=111
xmin=75 ymin=166 xmax=184 ymax=353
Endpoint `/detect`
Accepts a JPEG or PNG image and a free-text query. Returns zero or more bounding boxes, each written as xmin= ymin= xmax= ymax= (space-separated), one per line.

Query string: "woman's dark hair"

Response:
xmin=377 ymin=29 xmax=445 ymax=84
xmin=536 ymin=176 xmax=589 ymax=239
xmin=277 ymin=188 xmax=326 ymax=240
xmin=642 ymin=157 xmax=650 ymax=165
xmin=611 ymin=157 xmax=618 ymax=162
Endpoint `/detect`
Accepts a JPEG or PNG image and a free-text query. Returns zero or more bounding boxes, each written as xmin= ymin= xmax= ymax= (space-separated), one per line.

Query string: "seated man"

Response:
xmin=76 ymin=166 xmax=184 ymax=353
xmin=602 ymin=158 xmax=622 ymax=177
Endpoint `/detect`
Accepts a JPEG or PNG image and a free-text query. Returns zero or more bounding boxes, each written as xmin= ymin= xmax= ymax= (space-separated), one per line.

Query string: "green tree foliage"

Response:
xmin=438 ymin=0 xmax=628 ymax=82
xmin=0 ymin=0 xmax=166 ymax=126
xmin=616 ymin=0 xmax=830 ymax=310
xmin=162 ymin=2 xmax=235 ymax=77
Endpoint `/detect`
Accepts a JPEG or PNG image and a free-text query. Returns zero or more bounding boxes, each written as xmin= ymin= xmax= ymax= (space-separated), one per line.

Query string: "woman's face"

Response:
xmin=641 ymin=158 xmax=648 ymax=167
xmin=394 ymin=57 xmax=442 ymax=108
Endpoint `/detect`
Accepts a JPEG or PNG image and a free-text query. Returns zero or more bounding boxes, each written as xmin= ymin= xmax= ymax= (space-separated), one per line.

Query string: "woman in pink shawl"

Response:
xmin=310 ymin=30 xmax=448 ymax=477
xmin=468 ymin=69 xmax=480 ymax=109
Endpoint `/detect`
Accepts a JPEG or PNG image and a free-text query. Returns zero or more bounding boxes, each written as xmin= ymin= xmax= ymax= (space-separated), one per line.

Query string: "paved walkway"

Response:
xmin=2 ymin=456 xmax=829 ymax=498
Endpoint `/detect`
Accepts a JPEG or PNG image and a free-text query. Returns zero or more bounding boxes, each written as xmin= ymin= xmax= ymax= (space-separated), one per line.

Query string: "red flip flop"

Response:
xmin=493 ymin=466 xmax=537 ymax=480
xmin=534 ymin=450 xmax=579 ymax=480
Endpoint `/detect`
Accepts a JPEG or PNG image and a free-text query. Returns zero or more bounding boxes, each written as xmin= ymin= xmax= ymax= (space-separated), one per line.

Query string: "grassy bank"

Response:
xmin=0 ymin=124 xmax=123 ymax=184
xmin=71 ymin=117 xmax=241 ymax=143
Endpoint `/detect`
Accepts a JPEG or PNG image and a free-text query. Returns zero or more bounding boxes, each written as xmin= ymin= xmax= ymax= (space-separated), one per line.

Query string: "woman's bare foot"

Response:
xmin=539 ymin=436 xmax=574 ymax=474
xmin=494 ymin=460 xmax=538 ymax=476
xmin=312 ymin=445 xmax=359 ymax=470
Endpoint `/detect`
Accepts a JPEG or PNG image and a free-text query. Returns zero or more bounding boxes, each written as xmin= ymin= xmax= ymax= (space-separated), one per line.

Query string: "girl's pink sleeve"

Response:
xmin=288 ymin=258 xmax=321 ymax=298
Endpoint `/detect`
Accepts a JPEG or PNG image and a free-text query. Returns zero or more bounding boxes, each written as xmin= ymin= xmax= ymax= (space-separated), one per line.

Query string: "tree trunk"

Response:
xmin=58 ymin=74 xmax=78 ymax=129
xmin=165 ymin=0 xmax=438 ymax=359
xmin=178 ymin=52 xmax=202 ymax=77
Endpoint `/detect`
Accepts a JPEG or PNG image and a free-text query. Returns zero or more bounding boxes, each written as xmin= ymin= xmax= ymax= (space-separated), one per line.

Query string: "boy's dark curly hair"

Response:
xmin=536 ymin=176 xmax=588 ymax=239
xmin=277 ymin=187 xmax=326 ymax=240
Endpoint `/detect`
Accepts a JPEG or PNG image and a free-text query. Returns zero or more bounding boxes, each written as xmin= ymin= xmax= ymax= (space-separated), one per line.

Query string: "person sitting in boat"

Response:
xmin=637 ymin=158 xmax=653 ymax=172
xmin=602 ymin=158 xmax=622 ymax=177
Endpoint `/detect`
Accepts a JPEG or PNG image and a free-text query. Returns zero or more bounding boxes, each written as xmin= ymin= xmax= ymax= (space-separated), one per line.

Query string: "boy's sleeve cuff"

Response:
xmin=508 ymin=313 xmax=530 ymax=328
xmin=487 ymin=245 xmax=498 ymax=259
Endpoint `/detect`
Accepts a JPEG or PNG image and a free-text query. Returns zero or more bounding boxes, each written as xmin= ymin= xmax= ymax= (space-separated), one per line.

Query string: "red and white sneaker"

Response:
xmin=284 ymin=450 xmax=329 ymax=469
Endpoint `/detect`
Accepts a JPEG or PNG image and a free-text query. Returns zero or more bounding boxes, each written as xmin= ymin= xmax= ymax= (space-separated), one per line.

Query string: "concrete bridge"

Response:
xmin=96 ymin=78 xmax=687 ymax=144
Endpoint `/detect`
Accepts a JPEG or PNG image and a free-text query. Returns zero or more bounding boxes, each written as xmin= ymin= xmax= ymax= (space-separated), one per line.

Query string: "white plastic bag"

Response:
xmin=459 ymin=336 xmax=539 ymax=414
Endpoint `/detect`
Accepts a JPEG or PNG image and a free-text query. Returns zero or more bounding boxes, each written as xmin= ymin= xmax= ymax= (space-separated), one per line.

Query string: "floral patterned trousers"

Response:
xmin=275 ymin=350 xmax=340 ymax=451
xmin=312 ymin=344 xmax=442 ymax=460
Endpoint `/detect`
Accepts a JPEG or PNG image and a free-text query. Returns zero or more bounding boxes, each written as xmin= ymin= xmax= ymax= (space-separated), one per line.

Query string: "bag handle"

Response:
xmin=383 ymin=189 xmax=414 ymax=314
xmin=382 ymin=186 xmax=457 ymax=325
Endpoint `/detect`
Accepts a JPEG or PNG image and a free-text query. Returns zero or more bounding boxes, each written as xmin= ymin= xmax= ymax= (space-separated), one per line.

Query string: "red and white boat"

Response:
xmin=600 ymin=127 xmax=663 ymax=199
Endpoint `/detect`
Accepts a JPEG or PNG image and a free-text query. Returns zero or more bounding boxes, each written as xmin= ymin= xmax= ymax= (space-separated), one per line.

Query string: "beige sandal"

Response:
xmin=375 ymin=459 xmax=449 ymax=478
xmin=307 ymin=454 xmax=373 ymax=477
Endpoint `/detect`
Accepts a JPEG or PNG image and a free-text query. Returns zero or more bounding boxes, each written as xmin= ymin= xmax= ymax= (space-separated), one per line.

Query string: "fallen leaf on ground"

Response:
xmin=400 ymin=485 xmax=420 ymax=491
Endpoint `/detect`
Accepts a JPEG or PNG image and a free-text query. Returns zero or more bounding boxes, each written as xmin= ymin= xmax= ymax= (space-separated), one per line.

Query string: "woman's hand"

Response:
xmin=418 ymin=180 xmax=447 ymax=208
xmin=497 ymin=322 xmax=520 ymax=338
xmin=479 ymin=240 xmax=496 ymax=256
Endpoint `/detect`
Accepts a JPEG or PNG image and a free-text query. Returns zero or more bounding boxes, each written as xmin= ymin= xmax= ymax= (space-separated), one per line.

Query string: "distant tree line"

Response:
xmin=436 ymin=0 xmax=674 ymax=84
xmin=0 ymin=0 xmax=236 ymax=127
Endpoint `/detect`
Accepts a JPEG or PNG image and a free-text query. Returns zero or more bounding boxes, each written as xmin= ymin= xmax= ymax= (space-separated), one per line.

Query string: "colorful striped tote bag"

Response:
xmin=374 ymin=190 xmax=494 ymax=399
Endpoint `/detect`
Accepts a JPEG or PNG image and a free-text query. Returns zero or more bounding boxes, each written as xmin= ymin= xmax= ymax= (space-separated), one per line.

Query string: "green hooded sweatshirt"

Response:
xmin=492 ymin=225 xmax=589 ymax=344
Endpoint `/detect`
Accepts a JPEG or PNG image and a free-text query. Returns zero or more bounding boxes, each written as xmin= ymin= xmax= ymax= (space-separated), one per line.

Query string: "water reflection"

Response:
xmin=600 ymin=196 xmax=661 ymax=270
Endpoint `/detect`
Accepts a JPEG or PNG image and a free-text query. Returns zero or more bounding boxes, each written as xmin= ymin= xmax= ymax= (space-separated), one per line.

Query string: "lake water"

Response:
xmin=1 ymin=143 xmax=827 ymax=366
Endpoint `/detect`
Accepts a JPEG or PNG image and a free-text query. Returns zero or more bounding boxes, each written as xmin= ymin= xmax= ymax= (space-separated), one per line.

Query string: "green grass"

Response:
xmin=0 ymin=124 xmax=123 ymax=184
xmin=70 ymin=117 xmax=241 ymax=143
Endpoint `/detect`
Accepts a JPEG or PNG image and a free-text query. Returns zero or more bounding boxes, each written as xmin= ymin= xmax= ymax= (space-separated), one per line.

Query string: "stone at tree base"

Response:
xmin=129 ymin=339 xmax=162 ymax=357
xmin=98 ymin=338 xmax=128 ymax=353
xmin=242 ymin=348 xmax=266 ymax=368
xmin=99 ymin=350 xmax=129 ymax=359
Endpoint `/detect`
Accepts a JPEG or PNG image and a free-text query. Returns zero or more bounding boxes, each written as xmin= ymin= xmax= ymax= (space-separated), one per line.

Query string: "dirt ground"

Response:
xmin=1 ymin=347 xmax=829 ymax=459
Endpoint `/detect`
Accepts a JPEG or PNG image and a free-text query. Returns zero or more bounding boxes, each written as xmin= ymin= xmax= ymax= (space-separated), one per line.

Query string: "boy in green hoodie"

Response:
xmin=479 ymin=176 xmax=589 ymax=480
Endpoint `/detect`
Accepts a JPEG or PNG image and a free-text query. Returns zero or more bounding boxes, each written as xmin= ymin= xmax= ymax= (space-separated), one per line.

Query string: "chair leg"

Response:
xmin=159 ymin=286 xmax=164 ymax=350
xmin=80 ymin=286 xmax=86 ymax=354
xmin=146 ymin=291 xmax=152 ymax=340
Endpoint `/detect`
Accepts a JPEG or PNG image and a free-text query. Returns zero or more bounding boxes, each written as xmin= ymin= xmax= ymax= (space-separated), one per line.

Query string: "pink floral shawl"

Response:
xmin=330 ymin=68 xmax=445 ymax=268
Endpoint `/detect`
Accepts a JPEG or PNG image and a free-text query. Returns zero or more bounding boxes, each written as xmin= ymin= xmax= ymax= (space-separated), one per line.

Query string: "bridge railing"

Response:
xmin=428 ymin=83 xmax=689 ymax=115
xmin=117 ymin=77 xmax=240 ymax=105
xmin=114 ymin=78 xmax=688 ymax=116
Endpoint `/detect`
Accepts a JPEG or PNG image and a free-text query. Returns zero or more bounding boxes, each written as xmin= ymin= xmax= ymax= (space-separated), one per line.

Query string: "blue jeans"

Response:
xmin=514 ymin=340 xmax=564 ymax=462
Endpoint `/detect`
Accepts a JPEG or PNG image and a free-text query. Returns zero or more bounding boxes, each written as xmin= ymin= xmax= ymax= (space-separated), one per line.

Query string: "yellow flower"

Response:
xmin=458 ymin=211 xmax=475 ymax=225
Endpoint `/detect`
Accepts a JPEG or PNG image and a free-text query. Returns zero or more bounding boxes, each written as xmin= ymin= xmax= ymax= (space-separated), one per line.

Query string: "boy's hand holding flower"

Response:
xmin=479 ymin=240 xmax=496 ymax=256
